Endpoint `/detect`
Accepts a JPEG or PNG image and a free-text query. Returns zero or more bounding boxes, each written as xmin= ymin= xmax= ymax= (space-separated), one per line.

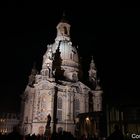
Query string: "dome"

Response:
xmin=41 ymin=18 xmax=79 ymax=82
xmin=52 ymin=40 xmax=79 ymax=68
xmin=51 ymin=40 xmax=79 ymax=82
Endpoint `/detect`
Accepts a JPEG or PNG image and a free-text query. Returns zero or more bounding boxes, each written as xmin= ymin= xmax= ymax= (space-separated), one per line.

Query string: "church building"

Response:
xmin=20 ymin=15 xmax=103 ymax=137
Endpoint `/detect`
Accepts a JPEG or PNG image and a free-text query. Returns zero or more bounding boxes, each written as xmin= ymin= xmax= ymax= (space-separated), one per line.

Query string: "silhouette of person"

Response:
xmin=106 ymin=125 xmax=124 ymax=140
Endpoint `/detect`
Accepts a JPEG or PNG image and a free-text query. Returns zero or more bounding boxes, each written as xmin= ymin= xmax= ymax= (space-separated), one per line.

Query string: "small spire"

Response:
xmin=90 ymin=56 xmax=96 ymax=69
xmin=88 ymin=55 xmax=97 ymax=88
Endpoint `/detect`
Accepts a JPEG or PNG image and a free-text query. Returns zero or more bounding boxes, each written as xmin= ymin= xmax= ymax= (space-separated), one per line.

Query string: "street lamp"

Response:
xmin=86 ymin=117 xmax=90 ymax=121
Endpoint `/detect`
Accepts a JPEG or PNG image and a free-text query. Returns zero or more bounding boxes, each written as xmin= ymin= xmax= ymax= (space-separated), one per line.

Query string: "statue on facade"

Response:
xmin=46 ymin=47 xmax=53 ymax=60
xmin=46 ymin=114 xmax=51 ymax=128
xmin=44 ymin=114 xmax=51 ymax=137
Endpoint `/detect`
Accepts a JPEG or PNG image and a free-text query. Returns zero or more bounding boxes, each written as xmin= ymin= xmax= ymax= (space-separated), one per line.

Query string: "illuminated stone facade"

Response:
xmin=21 ymin=17 xmax=103 ymax=135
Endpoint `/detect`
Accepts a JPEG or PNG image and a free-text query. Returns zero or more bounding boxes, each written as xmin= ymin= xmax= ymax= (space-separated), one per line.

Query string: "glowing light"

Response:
xmin=86 ymin=117 xmax=90 ymax=121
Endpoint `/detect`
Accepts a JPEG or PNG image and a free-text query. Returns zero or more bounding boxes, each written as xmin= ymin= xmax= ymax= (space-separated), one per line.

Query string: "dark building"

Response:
xmin=106 ymin=104 xmax=140 ymax=138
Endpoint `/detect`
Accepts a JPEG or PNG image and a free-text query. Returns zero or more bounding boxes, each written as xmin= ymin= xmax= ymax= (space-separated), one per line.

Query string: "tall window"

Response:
xmin=57 ymin=97 xmax=62 ymax=121
xmin=57 ymin=97 xmax=62 ymax=109
xmin=57 ymin=110 xmax=62 ymax=121
xmin=74 ymin=99 xmax=80 ymax=117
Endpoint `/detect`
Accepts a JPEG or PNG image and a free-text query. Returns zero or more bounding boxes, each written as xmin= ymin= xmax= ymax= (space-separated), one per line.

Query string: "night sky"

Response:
xmin=0 ymin=2 xmax=140 ymax=112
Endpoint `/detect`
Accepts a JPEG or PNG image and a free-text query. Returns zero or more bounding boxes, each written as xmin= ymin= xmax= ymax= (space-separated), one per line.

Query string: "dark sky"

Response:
xmin=0 ymin=2 xmax=140 ymax=112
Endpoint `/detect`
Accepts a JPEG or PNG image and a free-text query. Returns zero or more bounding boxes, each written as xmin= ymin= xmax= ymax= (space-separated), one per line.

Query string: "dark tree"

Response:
xmin=88 ymin=91 xmax=93 ymax=112
xmin=52 ymin=41 xmax=65 ymax=132
xmin=52 ymin=41 xmax=65 ymax=82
